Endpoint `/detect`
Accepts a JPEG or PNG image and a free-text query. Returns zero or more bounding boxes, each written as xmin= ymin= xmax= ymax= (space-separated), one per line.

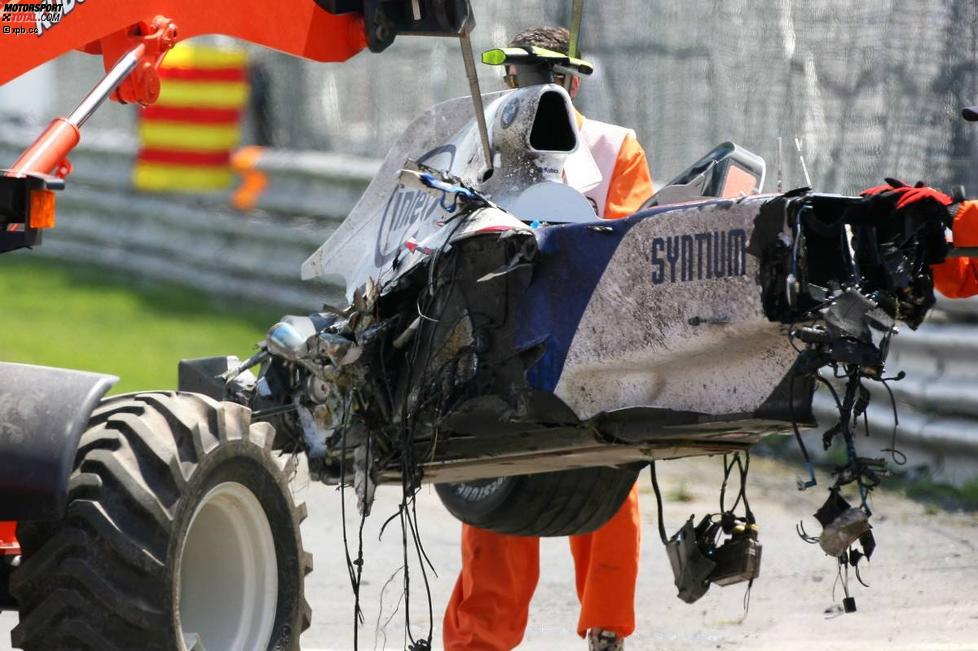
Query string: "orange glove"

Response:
xmin=860 ymin=178 xmax=952 ymax=270
xmin=860 ymin=178 xmax=952 ymax=211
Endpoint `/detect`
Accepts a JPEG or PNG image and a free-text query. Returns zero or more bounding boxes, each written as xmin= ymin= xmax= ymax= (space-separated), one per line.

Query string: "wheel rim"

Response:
xmin=177 ymin=482 xmax=278 ymax=651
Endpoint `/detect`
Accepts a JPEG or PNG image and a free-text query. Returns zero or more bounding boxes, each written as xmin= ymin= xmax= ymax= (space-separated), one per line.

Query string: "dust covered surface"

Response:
xmin=556 ymin=199 xmax=798 ymax=419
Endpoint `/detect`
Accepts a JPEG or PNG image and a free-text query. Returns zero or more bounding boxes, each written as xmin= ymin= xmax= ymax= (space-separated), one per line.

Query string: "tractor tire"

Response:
xmin=435 ymin=464 xmax=644 ymax=537
xmin=10 ymin=392 xmax=311 ymax=651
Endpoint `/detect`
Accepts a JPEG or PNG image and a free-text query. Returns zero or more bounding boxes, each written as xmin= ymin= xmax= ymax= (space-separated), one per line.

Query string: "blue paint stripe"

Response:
xmin=516 ymin=201 xmax=721 ymax=391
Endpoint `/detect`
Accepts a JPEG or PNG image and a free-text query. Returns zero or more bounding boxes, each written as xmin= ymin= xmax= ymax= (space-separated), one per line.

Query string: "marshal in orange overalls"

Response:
xmin=933 ymin=200 xmax=978 ymax=298
xmin=442 ymin=118 xmax=654 ymax=651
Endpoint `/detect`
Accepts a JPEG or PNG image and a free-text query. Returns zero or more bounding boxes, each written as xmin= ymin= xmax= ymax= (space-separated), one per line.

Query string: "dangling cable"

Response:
xmin=796 ymin=520 xmax=819 ymax=544
xmin=879 ymin=376 xmax=907 ymax=465
xmin=841 ymin=558 xmax=852 ymax=602
xmin=740 ymin=578 xmax=754 ymax=622
xmin=649 ymin=462 xmax=669 ymax=545
xmin=405 ymin=497 xmax=436 ymax=645
xmin=392 ymin=226 xmax=467 ymax=651
xmin=825 ymin=563 xmax=846 ymax=619
xmin=338 ymin=396 xmax=366 ymax=648
xmin=351 ymin=430 xmax=373 ymax=648
xmin=815 ymin=374 xmax=844 ymax=413
xmin=374 ymin=565 xmax=406 ymax=651
xmin=733 ymin=451 xmax=756 ymax=619
xmin=738 ymin=452 xmax=755 ymax=524
xmin=789 ymin=371 xmax=818 ymax=489
xmin=854 ymin=559 xmax=871 ymax=588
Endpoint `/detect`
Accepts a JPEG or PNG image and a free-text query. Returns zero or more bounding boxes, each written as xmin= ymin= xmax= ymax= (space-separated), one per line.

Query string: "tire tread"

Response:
xmin=11 ymin=392 xmax=310 ymax=651
xmin=436 ymin=464 xmax=643 ymax=537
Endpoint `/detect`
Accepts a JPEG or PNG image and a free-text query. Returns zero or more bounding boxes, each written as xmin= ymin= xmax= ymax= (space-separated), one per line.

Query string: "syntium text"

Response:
xmin=649 ymin=228 xmax=748 ymax=284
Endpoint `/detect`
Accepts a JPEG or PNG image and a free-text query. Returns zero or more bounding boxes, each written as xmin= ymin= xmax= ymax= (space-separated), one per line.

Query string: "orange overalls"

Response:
xmin=442 ymin=119 xmax=654 ymax=651
xmin=933 ymin=200 xmax=978 ymax=298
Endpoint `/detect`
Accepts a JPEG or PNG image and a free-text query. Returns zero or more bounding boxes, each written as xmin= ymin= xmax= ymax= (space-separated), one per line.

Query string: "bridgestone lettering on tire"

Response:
xmin=10 ymin=392 xmax=311 ymax=651
xmin=435 ymin=465 xmax=643 ymax=537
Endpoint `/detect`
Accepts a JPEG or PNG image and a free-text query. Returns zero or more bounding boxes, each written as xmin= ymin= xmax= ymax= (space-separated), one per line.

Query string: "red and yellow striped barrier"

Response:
xmin=134 ymin=43 xmax=249 ymax=192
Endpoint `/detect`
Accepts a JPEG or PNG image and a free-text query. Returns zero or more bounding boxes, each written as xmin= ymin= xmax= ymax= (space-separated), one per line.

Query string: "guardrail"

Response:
xmin=3 ymin=125 xmax=977 ymax=480
xmin=812 ymin=317 xmax=978 ymax=484
xmin=0 ymin=126 xmax=379 ymax=309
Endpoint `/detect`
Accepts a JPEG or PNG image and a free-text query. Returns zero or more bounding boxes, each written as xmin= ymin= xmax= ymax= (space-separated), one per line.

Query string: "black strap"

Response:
xmin=720 ymin=452 xmax=755 ymax=525
xmin=649 ymin=461 xmax=669 ymax=545
xmin=739 ymin=452 xmax=755 ymax=525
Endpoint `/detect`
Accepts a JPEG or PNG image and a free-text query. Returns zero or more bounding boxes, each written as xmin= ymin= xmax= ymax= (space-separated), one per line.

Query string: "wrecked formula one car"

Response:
xmin=5 ymin=77 xmax=944 ymax=651
xmin=1 ymin=2 xmax=957 ymax=648
xmin=189 ymin=80 xmax=948 ymax=548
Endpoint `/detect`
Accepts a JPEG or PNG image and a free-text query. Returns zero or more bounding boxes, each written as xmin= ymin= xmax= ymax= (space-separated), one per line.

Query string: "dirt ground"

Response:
xmin=3 ymin=455 xmax=977 ymax=650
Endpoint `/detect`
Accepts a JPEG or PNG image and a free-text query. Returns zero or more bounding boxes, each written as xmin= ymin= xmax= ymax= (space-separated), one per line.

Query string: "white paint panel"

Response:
xmin=555 ymin=198 xmax=797 ymax=418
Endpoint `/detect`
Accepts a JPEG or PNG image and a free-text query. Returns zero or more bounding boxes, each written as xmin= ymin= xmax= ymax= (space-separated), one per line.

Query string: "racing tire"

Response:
xmin=435 ymin=464 xmax=644 ymax=536
xmin=10 ymin=392 xmax=312 ymax=651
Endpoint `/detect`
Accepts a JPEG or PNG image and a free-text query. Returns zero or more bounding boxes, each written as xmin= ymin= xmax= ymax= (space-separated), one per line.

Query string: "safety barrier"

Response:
xmin=0 ymin=126 xmax=378 ymax=309
xmin=811 ymin=315 xmax=978 ymax=484
xmin=3 ymin=125 xmax=977 ymax=480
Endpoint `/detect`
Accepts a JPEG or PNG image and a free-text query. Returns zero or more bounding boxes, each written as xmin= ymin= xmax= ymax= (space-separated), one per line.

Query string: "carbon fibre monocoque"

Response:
xmin=416 ymin=195 xmax=811 ymax=464
xmin=384 ymin=185 xmax=943 ymax=481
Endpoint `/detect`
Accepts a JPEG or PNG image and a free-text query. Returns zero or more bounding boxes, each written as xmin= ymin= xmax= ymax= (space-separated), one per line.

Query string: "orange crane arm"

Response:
xmin=0 ymin=1 xmax=371 ymax=183
xmin=0 ymin=0 xmax=366 ymax=241
xmin=0 ymin=0 xmax=368 ymax=89
xmin=0 ymin=0 xmax=469 ymax=253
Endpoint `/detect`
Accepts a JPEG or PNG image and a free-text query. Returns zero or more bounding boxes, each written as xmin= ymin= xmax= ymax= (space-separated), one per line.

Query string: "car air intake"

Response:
xmin=529 ymin=90 xmax=577 ymax=152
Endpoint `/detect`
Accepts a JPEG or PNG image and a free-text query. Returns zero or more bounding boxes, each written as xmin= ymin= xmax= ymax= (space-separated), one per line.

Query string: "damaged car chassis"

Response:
xmin=188 ymin=177 xmax=946 ymax=542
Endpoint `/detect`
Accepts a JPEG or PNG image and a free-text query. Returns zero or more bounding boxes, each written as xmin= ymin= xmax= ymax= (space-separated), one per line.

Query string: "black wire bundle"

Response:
xmin=342 ymin=208 xmax=474 ymax=650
